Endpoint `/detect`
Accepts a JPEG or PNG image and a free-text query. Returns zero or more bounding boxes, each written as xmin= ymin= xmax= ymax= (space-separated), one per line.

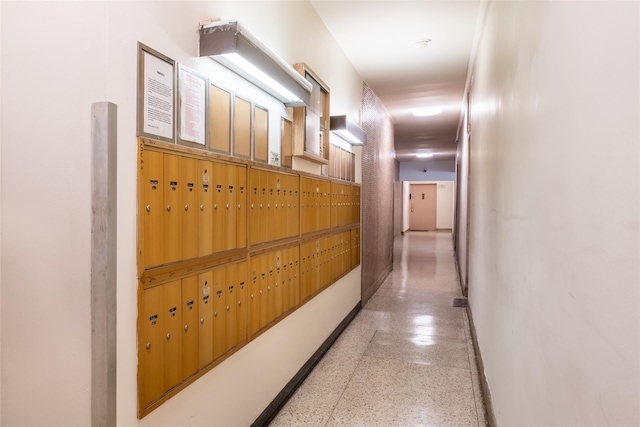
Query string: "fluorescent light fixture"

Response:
xmin=330 ymin=115 xmax=367 ymax=146
xmin=199 ymin=20 xmax=312 ymax=106
xmin=412 ymin=107 xmax=443 ymax=117
xmin=221 ymin=53 xmax=302 ymax=102
xmin=416 ymin=153 xmax=433 ymax=158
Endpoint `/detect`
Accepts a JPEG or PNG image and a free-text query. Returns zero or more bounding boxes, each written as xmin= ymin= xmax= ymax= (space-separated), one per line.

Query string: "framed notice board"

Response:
xmin=177 ymin=65 xmax=208 ymax=148
xmin=137 ymin=43 xmax=176 ymax=143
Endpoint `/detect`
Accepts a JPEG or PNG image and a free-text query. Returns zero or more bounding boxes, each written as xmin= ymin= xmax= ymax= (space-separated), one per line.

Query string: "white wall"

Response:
xmin=1 ymin=2 xmax=109 ymax=425
xmin=469 ymin=1 xmax=639 ymax=425
xmin=401 ymin=181 xmax=454 ymax=231
xmin=402 ymin=181 xmax=410 ymax=232
xmin=456 ymin=98 xmax=470 ymax=291
xmin=0 ymin=0 xmax=3 ymax=411
xmin=1 ymin=1 xmax=364 ymax=426
xmin=435 ymin=182 xmax=454 ymax=229
xmin=399 ymin=160 xmax=456 ymax=182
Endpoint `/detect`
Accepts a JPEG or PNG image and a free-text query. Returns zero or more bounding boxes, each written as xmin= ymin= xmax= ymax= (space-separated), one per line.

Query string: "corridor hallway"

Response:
xmin=270 ymin=231 xmax=487 ymax=426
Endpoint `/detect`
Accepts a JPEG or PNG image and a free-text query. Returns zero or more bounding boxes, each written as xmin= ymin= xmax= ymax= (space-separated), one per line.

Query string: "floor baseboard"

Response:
xmin=466 ymin=306 xmax=497 ymax=427
xmin=453 ymin=251 xmax=468 ymax=297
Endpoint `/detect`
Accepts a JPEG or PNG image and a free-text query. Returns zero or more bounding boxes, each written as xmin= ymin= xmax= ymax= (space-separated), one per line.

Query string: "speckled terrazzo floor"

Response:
xmin=269 ymin=231 xmax=487 ymax=427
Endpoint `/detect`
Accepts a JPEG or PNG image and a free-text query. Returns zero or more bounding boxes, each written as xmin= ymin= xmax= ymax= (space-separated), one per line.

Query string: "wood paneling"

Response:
xmin=210 ymin=84 xmax=231 ymax=154
xmin=233 ymin=96 xmax=251 ymax=158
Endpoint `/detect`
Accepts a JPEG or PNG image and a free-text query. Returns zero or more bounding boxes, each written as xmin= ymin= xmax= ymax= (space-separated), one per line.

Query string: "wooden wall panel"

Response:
xmin=253 ymin=106 xmax=269 ymax=162
xmin=233 ymin=96 xmax=251 ymax=158
xmin=209 ymin=84 xmax=231 ymax=154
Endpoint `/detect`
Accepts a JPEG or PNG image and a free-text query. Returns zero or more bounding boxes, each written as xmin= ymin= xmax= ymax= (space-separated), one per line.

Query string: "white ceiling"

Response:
xmin=310 ymin=0 xmax=481 ymax=167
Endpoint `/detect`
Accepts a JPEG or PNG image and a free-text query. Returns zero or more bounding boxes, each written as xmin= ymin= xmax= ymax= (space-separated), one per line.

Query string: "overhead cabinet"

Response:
xmin=292 ymin=63 xmax=330 ymax=165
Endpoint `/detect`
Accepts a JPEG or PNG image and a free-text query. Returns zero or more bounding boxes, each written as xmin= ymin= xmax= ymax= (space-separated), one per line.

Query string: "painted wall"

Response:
xmin=456 ymin=100 xmax=470 ymax=292
xmin=0 ymin=0 xmax=3 ymax=411
xmin=1 ymin=2 xmax=109 ymax=425
xmin=468 ymin=1 xmax=639 ymax=425
xmin=1 ymin=1 xmax=364 ymax=426
xmin=402 ymin=181 xmax=410 ymax=232
xmin=402 ymin=181 xmax=455 ymax=231
xmin=399 ymin=160 xmax=456 ymax=182
xmin=393 ymin=161 xmax=403 ymax=238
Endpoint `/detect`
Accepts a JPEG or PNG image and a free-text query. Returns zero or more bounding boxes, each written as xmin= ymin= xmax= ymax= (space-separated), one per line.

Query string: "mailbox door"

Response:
xmin=143 ymin=150 xmax=164 ymax=268
xmin=197 ymin=160 xmax=213 ymax=257
xmin=181 ymin=157 xmax=198 ymax=260
xmin=163 ymin=280 xmax=183 ymax=390
xmin=198 ymin=271 xmax=213 ymax=369
xmin=163 ymin=154 xmax=182 ymax=263
xmin=141 ymin=285 xmax=164 ymax=407
xmin=181 ymin=275 xmax=199 ymax=379
xmin=224 ymin=164 xmax=237 ymax=251
xmin=236 ymin=166 xmax=247 ymax=249
xmin=212 ymin=267 xmax=226 ymax=360
xmin=212 ymin=162 xmax=226 ymax=253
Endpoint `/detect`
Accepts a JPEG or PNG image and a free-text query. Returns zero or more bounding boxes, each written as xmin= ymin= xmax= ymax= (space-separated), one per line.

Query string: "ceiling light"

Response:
xmin=413 ymin=107 xmax=443 ymax=117
xmin=199 ymin=20 xmax=312 ymax=106
xmin=416 ymin=153 xmax=433 ymax=158
xmin=330 ymin=115 xmax=367 ymax=146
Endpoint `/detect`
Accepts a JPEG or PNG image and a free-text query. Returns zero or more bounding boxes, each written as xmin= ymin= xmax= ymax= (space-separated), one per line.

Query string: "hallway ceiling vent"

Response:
xmin=329 ymin=115 xmax=367 ymax=146
xmin=198 ymin=20 xmax=312 ymax=106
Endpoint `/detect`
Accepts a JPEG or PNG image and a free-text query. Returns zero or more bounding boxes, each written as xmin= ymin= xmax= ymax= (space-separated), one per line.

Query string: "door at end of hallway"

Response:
xmin=409 ymin=184 xmax=436 ymax=231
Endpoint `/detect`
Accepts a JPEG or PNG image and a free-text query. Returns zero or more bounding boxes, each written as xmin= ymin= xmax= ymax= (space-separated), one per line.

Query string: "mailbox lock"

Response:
xmin=184 ymin=325 xmax=189 ymax=331
xmin=226 ymin=305 xmax=230 ymax=311
xmin=238 ymin=301 xmax=242 ymax=307
xmin=214 ymin=311 xmax=218 ymax=317
xmin=251 ymin=204 xmax=254 ymax=209
xmin=166 ymin=205 xmax=172 ymax=212
xmin=238 ymin=204 xmax=241 ymax=209
xmin=200 ymin=205 xmax=204 ymax=211
xmin=200 ymin=318 xmax=204 ymax=324
xmin=259 ymin=290 xmax=263 ymax=295
xmin=146 ymin=343 xmax=151 ymax=350
xmin=267 ymin=286 xmax=271 ymax=291
xmin=166 ymin=333 xmax=171 ymax=340
xmin=214 ymin=204 xmax=218 ymax=210
xmin=184 ymin=205 xmax=189 ymax=211
xmin=226 ymin=204 xmax=230 ymax=210
xmin=250 ymin=294 xmax=254 ymax=299
xmin=146 ymin=205 xmax=151 ymax=212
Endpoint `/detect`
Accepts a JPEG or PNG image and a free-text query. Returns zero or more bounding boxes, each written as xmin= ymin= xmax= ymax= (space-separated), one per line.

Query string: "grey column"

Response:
xmin=91 ymin=102 xmax=117 ymax=427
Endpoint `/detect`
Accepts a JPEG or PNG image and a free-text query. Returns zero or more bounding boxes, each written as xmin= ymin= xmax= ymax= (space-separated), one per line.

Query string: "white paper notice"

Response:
xmin=143 ymin=52 xmax=174 ymax=139
xmin=179 ymin=67 xmax=206 ymax=145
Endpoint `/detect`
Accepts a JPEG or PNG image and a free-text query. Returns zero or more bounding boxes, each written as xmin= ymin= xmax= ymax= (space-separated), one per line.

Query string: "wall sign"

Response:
xmin=178 ymin=65 xmax=207 ymax=146
xmin=137 ymin=43 xmax=176 ymax=143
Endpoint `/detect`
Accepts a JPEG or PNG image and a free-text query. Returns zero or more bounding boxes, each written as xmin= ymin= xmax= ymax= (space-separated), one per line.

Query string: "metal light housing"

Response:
xmin=199 ymin=20 xmax=312 ymax=106
xmin=329 ymin=115 xmax=367 ymax=146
